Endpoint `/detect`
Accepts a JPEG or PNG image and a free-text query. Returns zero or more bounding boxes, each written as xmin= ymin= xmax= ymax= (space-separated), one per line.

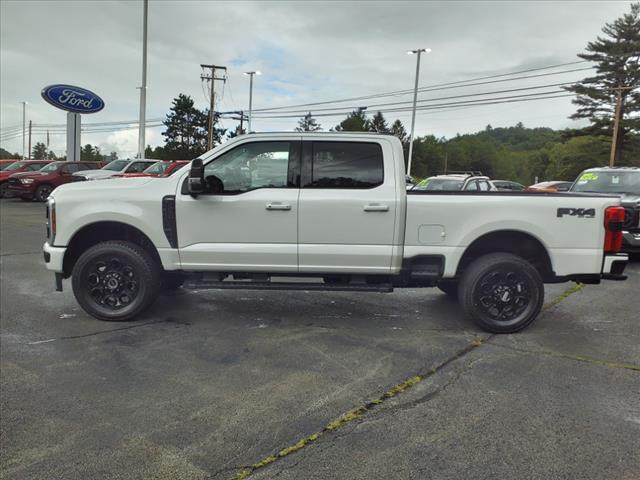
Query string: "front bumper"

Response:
xmin=43 ymin=242 xmax=66 ymax=272
xmin=7 ymin=182 xmax=36 ymax=196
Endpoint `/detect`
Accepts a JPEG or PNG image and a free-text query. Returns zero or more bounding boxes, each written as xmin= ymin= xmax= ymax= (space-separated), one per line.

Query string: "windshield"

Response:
xmin=414 ymin=178 xmax=464 ymax=191
xmin=571 ymin=171 xmax=640 ymax=195
xmin=4 ymin=161 xmax=26 ymax=171
xmin=102 ymin=160 xmax=129 ymax=171
xmin=143 ymin=162 xmax=170 ymax=175
xmin=39 ymin=163 xmax=61 ymax=173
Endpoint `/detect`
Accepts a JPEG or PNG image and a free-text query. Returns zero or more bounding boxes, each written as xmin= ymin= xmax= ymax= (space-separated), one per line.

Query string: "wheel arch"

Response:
xmin=63 ymin=221 xmax=162 ymax=278
xmin=456 ymin=229 xmax=554 ymax=281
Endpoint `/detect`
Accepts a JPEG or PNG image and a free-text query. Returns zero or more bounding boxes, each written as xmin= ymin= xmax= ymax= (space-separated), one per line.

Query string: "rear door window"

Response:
xmin=307 ymin=142 xmax=383 ymax=189
xmin=464 ymin=180 xmax=479 ymax=191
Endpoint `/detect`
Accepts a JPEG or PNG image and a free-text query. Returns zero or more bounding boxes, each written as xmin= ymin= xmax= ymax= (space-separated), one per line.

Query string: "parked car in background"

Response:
xmin=73 ymin=159 xmax=156 ymax=181
xmin=412 ymin=172 xmax=497 ymax=192
xmin=570 ymin=166 xmax=640 ymax=255
xmin=0 ymin=160 xmax=18 ymax=171
xmin=525 ymin=181 xmax=573 ymax=193
xmin=6 ymin=161 xmax=103 ymax=202
xmin=493 ymin=180 xmax=525 ymax=191
xmin=405 ymin=175 xmax=416 ymax=190
xmin=113 ymin=160 xmax=189 ymax=178
xmin=0 ymin=160 xmax=53 ymax=198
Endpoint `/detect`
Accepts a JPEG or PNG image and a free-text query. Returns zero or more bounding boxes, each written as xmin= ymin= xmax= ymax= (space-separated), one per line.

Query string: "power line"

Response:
xmin=251 ymin=62 xmax=592 ymax=113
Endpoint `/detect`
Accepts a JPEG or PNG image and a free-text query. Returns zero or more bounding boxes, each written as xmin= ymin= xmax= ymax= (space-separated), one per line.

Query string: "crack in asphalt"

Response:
xmin=485 ymin=342 xmax=640 ymax=372
xmin=0 ymin=251 xmax=42 ymax=257
xmin=26 ymin=317 xmax=190 ymax=344
xmin=227 ymin=282 xmax=588 ymax=480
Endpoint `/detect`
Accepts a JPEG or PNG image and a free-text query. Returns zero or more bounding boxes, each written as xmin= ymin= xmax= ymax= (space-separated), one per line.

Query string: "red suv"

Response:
xmin=7 ymin=161 xmax=103 ymax=202
xmin=0 ymin=160 xmax=53 ymax=198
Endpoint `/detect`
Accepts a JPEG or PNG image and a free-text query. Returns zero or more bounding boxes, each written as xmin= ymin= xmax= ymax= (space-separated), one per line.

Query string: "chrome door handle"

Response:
xmin=266 ymin=203 xmax=291 ymax=211
xmin=363 ymin=204 xmax=389 ymax=212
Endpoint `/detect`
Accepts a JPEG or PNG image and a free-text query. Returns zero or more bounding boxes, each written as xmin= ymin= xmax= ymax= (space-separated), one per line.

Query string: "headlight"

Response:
xmin=20 ymin=178 xmax=34 ymax=184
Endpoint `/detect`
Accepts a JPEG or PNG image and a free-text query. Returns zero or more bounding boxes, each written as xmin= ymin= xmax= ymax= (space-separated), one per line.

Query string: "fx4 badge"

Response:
xmin=557 ymin=207 xmax=596 ymax=218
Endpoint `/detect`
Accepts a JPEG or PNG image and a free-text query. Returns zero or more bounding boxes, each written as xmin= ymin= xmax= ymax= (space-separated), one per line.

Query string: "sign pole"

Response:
xmin=66 ymin=112 xmax=81 ymax=162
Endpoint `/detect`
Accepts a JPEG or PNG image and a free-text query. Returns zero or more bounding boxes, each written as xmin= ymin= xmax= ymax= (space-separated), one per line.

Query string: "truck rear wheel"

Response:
xmin=458 ymin=253 xmax=543 ymax=333
xmin=71 ymin=241 xmax=160 ymax=321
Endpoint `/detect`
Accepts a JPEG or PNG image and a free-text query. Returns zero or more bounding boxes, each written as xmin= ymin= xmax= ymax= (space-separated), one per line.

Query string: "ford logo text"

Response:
xmin=41 ymin=84 xmax=105 ymax=114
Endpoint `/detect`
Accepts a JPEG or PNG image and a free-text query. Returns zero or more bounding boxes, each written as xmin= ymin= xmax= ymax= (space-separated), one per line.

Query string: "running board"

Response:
xmin=183 ymin=279 xmax=393 ymax=293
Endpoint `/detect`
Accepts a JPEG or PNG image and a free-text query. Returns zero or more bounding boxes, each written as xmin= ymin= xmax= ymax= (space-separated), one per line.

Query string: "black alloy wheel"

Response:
xmin=459 ymin=253 xmax=543 ymax=333
xmin=35 ymin=184 xmax=53 ymax=202
xmin=72 ymin=241 xmax=160 ymax=321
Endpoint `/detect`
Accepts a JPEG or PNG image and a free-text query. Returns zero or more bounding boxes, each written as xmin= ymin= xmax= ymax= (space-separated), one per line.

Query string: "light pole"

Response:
xmin=244 ymin=71 xmax=261 ymax=133
xmin=138 ymin=0 xmax=148 ymax=159
xmin=21 ymin=101 xmax=27 ymax=159
xmin=406 ymin=48 xmax=430 ymax=176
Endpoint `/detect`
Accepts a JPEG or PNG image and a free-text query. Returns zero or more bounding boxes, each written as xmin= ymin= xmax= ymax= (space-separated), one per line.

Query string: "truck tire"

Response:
xmin=458 ymin=253 xmax=543 ymax=333
xmin=437 ymin=280 xmax=459 ymax=298
xmin=72 ymin=241 xmax=161 ymax=321
xmin=34 ymin=184 xmax=53 ymax=202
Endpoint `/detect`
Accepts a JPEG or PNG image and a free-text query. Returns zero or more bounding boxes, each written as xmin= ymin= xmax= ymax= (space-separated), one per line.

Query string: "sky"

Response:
xmin=0 ymin=0 xmax=632 ymax=159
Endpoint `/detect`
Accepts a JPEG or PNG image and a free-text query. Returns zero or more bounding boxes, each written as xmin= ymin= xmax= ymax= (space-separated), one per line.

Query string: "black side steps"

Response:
xmin=183 ymin=276 xmax=393 ymax=293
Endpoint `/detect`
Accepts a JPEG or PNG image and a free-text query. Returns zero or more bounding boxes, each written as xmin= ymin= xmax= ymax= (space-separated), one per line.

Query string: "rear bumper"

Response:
xmin=601 ymin=253 xmax=628 ymax=281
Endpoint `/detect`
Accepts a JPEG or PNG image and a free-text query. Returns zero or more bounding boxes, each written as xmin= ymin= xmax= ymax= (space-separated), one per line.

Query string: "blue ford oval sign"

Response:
xmin=41 ymin=84 xmax=105 ymax=114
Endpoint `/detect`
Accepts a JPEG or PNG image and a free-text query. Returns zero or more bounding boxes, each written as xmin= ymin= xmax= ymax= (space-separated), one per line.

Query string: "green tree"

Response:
xmin=544 ymin=136 xmax=612 ymax=180
xmin=368 ymin=111 xmax=389 ymax=133
xmin=80 ymin=144 xmax=101 ymax=161
xmin=162 ymin=94 xmax=212 ymax=159
xmin=564 ymin=3 xmax=640 ymax=162
xmin=0 ymin=147 xmax=21 ymax=159
xmin=32 ymin=142 xmax=47 ymax=160
xmin=295 ymin=112 xmax=322 ymax=132
xmin=334 ymin=109 xmax=369 ymax=132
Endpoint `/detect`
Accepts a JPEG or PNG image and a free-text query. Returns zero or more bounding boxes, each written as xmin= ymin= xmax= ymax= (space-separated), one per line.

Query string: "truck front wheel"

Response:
xmin=71 ymin=241 xmax=161 ymax=321
xmin=458 ymin=253 xmax=543 ymax=333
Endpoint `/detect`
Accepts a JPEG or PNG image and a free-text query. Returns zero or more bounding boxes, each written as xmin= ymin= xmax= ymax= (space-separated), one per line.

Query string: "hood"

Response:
xmin=74 ymin=169 xmax=117 ymax=179
xmin=52 ymin=176 xmax=155 ymax=198
xmin=8 ymin=171 xmax=50 ymax=180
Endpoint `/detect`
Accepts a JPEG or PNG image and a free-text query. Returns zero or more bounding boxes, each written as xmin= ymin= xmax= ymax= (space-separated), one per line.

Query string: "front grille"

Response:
xmin=622 ymin=207 xmax=639 ymax=230
xmin=7 ymin=178 xmax=20 ymax=186
xmin=72 ymin=176 xmax=87 ymax=182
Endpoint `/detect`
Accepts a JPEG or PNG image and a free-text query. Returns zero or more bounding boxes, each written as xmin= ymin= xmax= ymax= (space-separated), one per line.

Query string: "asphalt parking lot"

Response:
xmin=1 ymin=198 xmax=639 ymax=480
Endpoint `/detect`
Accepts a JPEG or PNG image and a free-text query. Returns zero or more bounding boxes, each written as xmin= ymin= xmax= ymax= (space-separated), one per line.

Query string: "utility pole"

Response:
xmin=21 ymin=101 xmax=27 ymax=159
xmin=444 ymin=152 xmax=448 ymax=174
xmin=137 ymin=0 xmax=148 ymax=159
xmin=244 ymin=71 xmax=261 ymax=133
xmin=239 ymin=110 xmax=245 ymax=134
xmin=609 ymin=85 xmax=633 ymax=167
xmin=200 ymin=64 xmax=227 ymax=150
xmin=406 ymin=48 xmax=431 ymax=177
xmin=28 ymin=120 xmax=32 ymax=159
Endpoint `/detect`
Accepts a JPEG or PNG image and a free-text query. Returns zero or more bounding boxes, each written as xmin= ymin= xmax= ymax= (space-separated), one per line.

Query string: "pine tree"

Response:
xmin=31 ymin=142 xmax=47 ymax=160
xmin=295 ymin=112 xmax=322 ymax=132
xmin=334 ymin=109 xmax=369 ymax=131
xmin=368 ymin=111 xmax=389 ymax=133
xmin=80 ymin=144 xmax=100 ymax=161
xmin=390 ymin=119 xmax=408 ymax=143
xmin=162 ymin=94 xmax=211 ymax=159
xmin=564 ymin=3 xmax=640 ymax=162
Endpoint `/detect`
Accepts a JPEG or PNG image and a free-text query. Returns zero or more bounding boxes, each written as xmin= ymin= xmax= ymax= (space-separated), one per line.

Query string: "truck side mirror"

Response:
xmin=188 ymin=158 xmax=205 ymax=197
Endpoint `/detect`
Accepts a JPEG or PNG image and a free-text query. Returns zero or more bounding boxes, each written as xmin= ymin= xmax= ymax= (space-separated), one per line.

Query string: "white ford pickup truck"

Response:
xmin=43 ymin=133 xmax=629 ymax=333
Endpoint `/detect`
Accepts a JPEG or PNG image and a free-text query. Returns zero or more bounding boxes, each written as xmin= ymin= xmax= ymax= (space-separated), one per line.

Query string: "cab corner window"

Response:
xmin=308 ymin=142 xmax=383 ymax=189
xmin=203 ymin=141 xmax=292 ymax=194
